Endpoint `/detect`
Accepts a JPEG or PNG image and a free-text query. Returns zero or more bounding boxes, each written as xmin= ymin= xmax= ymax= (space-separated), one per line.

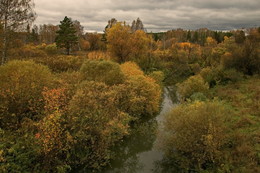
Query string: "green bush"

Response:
xmin=0 ymin=60 xmax=54 ymax=129
xmin=0 ymin=128 xmax=41 ymax=172
xmin=80 ymin=60 xmax=125 ymax=85
xmin=199 ymin=67 xmax=217 ymax=87
xmin=45 ymin=43 xmax=58 ymax=55
xmin=190 ymin=92 xmax=207 ymax=101
xmin=200 ymin=67 xmax=243 ymax=87
xmin=221 ymin=68 xmax=244 ymax=83
xmin=177 ymin=75 xmax=209 ymax=101
xmin=148 ymin=70 xmax=164 ymax=86
xmin=160 ymin=101 xmax=230 ymax=171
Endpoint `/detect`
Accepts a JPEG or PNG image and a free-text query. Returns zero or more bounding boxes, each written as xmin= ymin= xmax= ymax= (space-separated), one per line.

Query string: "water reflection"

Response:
xmin=104 ymin=118 xmax=158 ymax=173
xmin=98 ymin=87 xmax=178 ymax=173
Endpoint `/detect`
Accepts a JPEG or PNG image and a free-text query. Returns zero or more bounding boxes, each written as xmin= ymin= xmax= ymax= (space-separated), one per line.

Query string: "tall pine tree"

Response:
xmin=55 ymin=16 xmax=78 ymax=55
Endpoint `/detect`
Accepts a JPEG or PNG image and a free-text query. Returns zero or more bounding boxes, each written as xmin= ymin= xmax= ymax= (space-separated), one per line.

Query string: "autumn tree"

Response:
xmin=72 ymin=20 xmax=84 ymax=51
xmin=107 ymin=22 xmax=151 ymax=63
xmin=131 ymin=30 xmax=150 ymax=59
xmin=0 ymin=0 xmax=36 ymax=65
xmin=85 ymin=33 xmax=102 ymax=51
xmin=39 ymin=24 xmax=59 ymax=44
xmin=55 ymin=16 xmax=78 ymax=55
xmin=107 ymin=23 xmax=132 ymax=63
xmin=131 ymin=17 xmax=145 ymax=32
xmin=26 ymin=24 xmax=39 ymax=43
xmin=104 ymin=18 xmax=117 ymax=33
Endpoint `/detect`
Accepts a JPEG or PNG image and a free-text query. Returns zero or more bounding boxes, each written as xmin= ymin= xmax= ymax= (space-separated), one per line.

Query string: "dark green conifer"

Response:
xmin=55 ymin=16 xmax=78 ymax=55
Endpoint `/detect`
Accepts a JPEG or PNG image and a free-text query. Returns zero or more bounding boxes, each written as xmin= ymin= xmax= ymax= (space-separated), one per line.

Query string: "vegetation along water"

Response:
xmin=0 ymin=1 xmax=259 ymax=172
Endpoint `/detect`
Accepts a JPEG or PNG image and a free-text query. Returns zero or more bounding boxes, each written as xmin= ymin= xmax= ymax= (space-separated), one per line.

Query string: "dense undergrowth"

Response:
xmin=0 ymin=59 xmax=162 ymax=172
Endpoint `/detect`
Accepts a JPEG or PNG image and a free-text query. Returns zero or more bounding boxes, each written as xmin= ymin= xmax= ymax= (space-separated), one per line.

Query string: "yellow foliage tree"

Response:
xmin=107 ymin=23 xmax=151 ymax=63
xmin=131 ymin=30 xmax=150 ymax=59
xmin=107 ymin=23 xmax=132 ymax=63
xmin=206 ymin=37 xmax=218 ymax=47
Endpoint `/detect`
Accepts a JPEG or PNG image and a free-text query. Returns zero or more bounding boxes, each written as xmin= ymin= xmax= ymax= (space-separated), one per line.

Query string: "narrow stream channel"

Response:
xmin=99 ymin=87 xmax=178 ymax=173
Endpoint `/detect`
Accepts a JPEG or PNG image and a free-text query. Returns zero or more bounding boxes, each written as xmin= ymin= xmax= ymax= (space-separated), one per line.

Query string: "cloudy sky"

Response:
xmin=34 ymin=0 xmax=260 ymax=32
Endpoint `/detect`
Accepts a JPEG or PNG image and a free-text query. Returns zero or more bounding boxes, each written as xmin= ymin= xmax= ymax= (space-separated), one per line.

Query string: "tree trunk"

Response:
xmin=1 ymin=35 xmax=7 ymax=65
xmin=1 ymin=15 xmax=8 ymax=65
xmin=66 ymin=46 xmax=70 ymax=55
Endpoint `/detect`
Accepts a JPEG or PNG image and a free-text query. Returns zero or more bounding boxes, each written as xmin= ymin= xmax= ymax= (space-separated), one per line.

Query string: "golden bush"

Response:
xmin=160 ymin=101 xmax=230 ymax=170
xmin=0 ymin=60 xmax=54 ymax=129
xmin=80 ymin=59 xmax=125 ymax=85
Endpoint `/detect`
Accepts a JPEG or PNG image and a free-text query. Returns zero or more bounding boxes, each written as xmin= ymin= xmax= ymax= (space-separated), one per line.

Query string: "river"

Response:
xmin=96 ymin=87 xmax=178 ymax=173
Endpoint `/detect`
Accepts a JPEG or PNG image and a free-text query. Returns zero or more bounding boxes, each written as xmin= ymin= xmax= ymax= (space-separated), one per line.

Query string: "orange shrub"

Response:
xmin=120 ymin=61 xmax=144 ymax=77
xmin=79 ymin=38 xmax=90 ymax=51
xmin=87 ymin=51 xmax=111 ymax=60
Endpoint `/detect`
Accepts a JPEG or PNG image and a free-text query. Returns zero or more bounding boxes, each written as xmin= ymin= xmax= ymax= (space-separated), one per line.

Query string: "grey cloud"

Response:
xmin=34 ymin=0 xmax=260 ymax=32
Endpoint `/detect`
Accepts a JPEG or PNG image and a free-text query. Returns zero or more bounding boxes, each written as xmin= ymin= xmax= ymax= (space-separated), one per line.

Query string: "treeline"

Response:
xmin=151 ymin=28 xmax=234 ymax=45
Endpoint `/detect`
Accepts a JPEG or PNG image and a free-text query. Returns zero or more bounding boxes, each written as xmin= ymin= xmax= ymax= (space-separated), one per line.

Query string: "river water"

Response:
xmin=98 ymin=87 xmax=178 ymax=173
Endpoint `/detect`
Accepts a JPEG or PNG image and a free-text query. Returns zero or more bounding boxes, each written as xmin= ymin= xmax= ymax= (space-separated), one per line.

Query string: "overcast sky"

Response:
xmin=34 ymin=0 xmax=260 ymax=32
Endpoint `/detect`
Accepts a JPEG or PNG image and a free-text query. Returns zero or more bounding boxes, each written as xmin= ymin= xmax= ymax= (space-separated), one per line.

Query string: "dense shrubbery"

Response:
xmin=120 ymin=75 xmax=161 ymax=118
xmin=120 ymin=61 xmax=144 ymax=77
xmin=0 ymin=60 xmax=54 ymax=129
xmin=199 ymin=67 xmax=244 ymax=87
xmin=34 ymin=55 xmax=85 ymax=73
xmin=10 ymin=44 xmax=47 ymax=59
xmin=67 ymin=81 xmax=130 ymax=169
xmin=87 ymin=51 xmax=111 ymax=60
xmin=119 ymin=62 xmax=161 ymax=117
xmin=0 ymin=59 xmax=162 ymax=172
xmin=80 ymin=60 xmax=125 ymax=85
xmin=177 ymin=75 xmax=209 ymax=101
xmin=148 ymin=70 xmax=164 ymax=86
xmin=160 ymin=101 xmax=230 ymax=171
xmin=158 ymin=29 xmax=260 ymax=173
xmin=45 ymin=43 xmax=58 ymax=55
